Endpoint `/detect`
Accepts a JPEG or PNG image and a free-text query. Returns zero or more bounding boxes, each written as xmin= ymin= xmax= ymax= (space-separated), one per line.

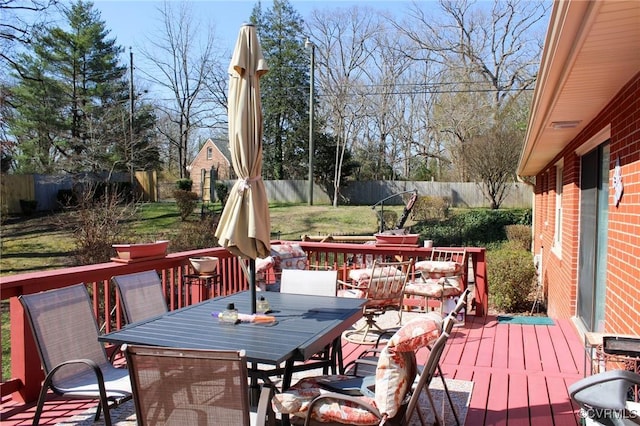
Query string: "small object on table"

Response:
xmin=256 ymin=295 xmax=271 ymax=313
xmin=212 ymin=310 xmax=276 ymax=324
xmin=218 ymin=303 xmax=238 ymax=324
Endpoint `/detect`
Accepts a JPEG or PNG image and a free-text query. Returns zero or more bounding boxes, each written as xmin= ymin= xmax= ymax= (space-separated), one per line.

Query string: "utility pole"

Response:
xmin=129 ymin=47 xmax=134 ymax=186
xmin=305 ymin=38 xmax=315 ymax=206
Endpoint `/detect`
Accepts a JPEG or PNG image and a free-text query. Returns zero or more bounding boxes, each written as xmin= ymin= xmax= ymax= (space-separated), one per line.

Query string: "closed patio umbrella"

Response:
xmin=215 ymin=23 xmax=270 ymax=314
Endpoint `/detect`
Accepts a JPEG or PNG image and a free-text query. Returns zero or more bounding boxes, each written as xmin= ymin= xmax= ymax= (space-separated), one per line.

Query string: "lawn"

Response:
xmin=0 ymin=202 xmax=408 ymax=275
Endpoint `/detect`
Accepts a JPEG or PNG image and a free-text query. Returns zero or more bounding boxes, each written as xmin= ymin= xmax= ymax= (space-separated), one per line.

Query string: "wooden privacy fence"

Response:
xmin=1 ymin=171 xmax=157 ymax=214
xmin=2 ymin=174 xmax=531 ymax=215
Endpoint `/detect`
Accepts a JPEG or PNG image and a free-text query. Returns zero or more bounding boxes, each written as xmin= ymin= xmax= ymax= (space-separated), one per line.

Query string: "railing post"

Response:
xmin=472 ymin=249 xmax=488 ymax=316
xmin=10 ymin=297 xmax=43 ymax=403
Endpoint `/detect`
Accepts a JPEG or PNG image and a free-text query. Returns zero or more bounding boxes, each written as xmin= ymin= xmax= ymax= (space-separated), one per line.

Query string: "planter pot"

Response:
xmin=373 ymin=233 xmax=420 ymax=246
xmin=112 ymin=240 xmax=169 ymax=262
xmin=189 ymin=256 xmax=219 ymax=275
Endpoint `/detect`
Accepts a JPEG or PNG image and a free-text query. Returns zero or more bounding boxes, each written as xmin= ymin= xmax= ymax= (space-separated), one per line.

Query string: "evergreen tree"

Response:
xmin=251 ymin=0 xmax=309 ymax=179
xmin=6 ymin=0 xmax=158 ymax=174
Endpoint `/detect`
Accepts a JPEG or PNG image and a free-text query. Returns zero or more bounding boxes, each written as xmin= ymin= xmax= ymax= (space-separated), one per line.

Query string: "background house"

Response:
xmin=188 ymin=138 xmax=235 ymax=201
xmin=518 ymin=1 xmax=639 ymax=336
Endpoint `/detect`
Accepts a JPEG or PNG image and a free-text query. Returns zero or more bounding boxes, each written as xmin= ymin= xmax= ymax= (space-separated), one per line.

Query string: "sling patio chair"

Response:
xmin=18 ymin=284 xmax=132 ymax=426
xmin=344 ymin=288 xmax=472 ymax=426
xmin=124 ymin=345 xmax=276 ymax=426
xmin=338 ymin=258 xmax=414 ymax=344
xmin=112 ymin=270 xmax=168 ymax=324
xmin=272 ymin=315 xmax=453 ymax=425
xmin=281 ymin=269 xmax=342 ymax=374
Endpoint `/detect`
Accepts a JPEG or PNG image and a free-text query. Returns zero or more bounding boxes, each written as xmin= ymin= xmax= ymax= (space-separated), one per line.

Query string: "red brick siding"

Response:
xmin=534 ymin=72 xmax=640 ymax=335
xmin=188 ymin=140 xmax=233 ymax=199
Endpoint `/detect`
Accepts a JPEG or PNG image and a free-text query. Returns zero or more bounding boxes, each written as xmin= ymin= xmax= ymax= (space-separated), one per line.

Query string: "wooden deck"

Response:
xmin=1 ymin=314 xmax=586 ymax=425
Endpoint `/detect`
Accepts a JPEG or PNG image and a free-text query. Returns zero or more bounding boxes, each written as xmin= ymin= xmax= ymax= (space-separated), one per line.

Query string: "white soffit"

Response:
xmin=518 ymin=1 xmax=640 ymax=176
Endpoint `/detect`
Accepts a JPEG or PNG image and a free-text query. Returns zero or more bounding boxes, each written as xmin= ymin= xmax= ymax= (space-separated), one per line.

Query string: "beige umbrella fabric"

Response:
xmin=215 ymin=23 xmax=270 ymax=263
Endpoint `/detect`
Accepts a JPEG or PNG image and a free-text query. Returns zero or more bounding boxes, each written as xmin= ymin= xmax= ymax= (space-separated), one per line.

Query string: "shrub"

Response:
xmin=506 ymin=224 xmax=532 ymax=251
xmin=170 ymin=215 xmax=219 ymax=252
xmin=487 ymin=248 xmax=537 ymax=312
xmin=412 ymin=208 xmax=532 ymax=247
xmin=215 ymin=182 xmax=229 ymax=205
xmin=68 ymin=186 xmax=137 ymax=265
xmin=174 ymin=190 xmax=199 ymax=221
xmin=176 ymin=179 xmax=193 ymax=191
xmin=411 ymin=196 xmax=451 ymax=221
xmin=377 ymin=210 xmax=398 ymax=231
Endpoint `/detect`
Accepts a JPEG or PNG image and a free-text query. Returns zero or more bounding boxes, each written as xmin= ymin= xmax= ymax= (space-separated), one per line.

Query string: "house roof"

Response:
xmin=517 ymin=0 xmax=640 ymax=177
xmin=188 ymin=138 xmax=230 ymax=168
xmin=211 ymin=139 xmax=231 ymax=162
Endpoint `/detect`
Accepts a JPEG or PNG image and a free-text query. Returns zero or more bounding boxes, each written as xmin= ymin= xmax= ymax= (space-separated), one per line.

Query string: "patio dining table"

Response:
xmin=99 ymin=290 xmax=364 ymax=391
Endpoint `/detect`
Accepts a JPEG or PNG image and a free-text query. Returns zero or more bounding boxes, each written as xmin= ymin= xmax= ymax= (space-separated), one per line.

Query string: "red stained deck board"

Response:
xmin=475 ymin=321 xmax=497 ymax=367
xmin=522 ymin=325 xmax=544 ymax=372
xmin=507 ymin=324 xmax=526 ymax=371
xmin=443 ymin=326 xmax=469 ymax=366
xmin=558 ymin=319 xmax=588 ymax=376
xmin=535 ymin=326 xmax=561 ymax=374
xmin=507 ymin=373 xmax=531 ymax=426
xmin=458 ymin=318 xmax=483 ymax=367
xmin=547 ymin=323 xmax=580 ymax=375
xmin=466 ymin=370 xmax=491 ymax=426
xmin=492 ymin=323 xmax=510 ymax=369
xmin=484 ymin=371 xmax=509 ymax=426
xmin=547 ymin=376 xmax=580 ymax=425
xmin=527 ymin=375 xmax=554 ymax=426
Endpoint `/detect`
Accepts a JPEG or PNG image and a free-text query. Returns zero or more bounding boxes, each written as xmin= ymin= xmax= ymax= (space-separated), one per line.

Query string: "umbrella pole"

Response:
xmin=249 ymin=258 xmax=259 ymax=407
xmin=250 ymin=258 xmax=257 ymax=314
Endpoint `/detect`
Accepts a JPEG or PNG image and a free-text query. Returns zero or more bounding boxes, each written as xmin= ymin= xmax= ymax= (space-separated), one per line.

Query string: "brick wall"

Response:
xmin=189 ymin=139 xmax=233 ymax=200
xmin=535 ymin=72 xmax=640 ymax=335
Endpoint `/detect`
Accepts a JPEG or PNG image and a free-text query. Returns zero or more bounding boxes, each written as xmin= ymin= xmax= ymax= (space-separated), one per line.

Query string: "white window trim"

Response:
xmin=206 ymin=147 xmax=213 ymax=160
xmin=552 ymin=160 xmax=563 ymax=259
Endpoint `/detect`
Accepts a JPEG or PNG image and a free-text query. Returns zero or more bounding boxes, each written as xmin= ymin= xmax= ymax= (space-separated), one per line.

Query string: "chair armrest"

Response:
xmin=256 ymin=384 xmax=277 ymax=426
xmin=337 ymin=279 xmax=362 ymax=290
xmin=569 ymin=370 xmax=640 ymax=411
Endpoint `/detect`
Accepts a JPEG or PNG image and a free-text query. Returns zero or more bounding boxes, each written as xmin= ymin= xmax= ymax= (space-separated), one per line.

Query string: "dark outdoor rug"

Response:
xmin=59 ymin=378 xmax=473 ymax=426
xmin=497 ymin=315 xmax=555 ymax=325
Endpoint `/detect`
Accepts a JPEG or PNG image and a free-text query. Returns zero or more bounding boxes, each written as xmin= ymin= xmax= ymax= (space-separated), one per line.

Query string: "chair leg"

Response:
xmin=31 ymin=382 xmax=50 ymax=426
xmin=437 ymin=364 xmax=461 ymax=426
xmin=343 ymin=316 xmax=385 ymax=344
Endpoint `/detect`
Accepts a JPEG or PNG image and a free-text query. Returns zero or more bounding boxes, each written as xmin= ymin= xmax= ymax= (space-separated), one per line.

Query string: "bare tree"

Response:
xmin=396 ymin=0 xmax=548 ymax=189
xmin=308 ymin=6 xmax=380 ymax=206
xmin=1 ymin=0 xmax=59 ymax=71
xmin=140 ymin=1 xmax=225 ymax=178
xmin=464 ymin=111 xmax=525 ymax=209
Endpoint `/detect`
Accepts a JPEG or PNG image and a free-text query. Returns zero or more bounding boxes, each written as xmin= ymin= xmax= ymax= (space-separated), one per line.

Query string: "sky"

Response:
xmin=90 ymin=0 xmax=418 ymax=100
xmin=92 ymin=0 xmax=415 ymax=56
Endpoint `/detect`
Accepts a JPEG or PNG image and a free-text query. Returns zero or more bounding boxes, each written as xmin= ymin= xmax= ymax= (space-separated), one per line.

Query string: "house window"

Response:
xmin=553 ymin=161 xmax=563 ymax=255
xmin=207 ymin=147 xmax=213 ymax=160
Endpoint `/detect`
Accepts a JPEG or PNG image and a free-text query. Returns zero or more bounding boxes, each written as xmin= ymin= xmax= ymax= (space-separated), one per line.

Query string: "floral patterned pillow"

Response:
xmin=271 ymin=374 xmax=379 ymax=425
xmin=374 ymin=347 xmax=417 ymax=418
xmin=388 ymin=316 xmax=443 ymax=353
xmin=373 ymin=316 xmax=442 ymax=417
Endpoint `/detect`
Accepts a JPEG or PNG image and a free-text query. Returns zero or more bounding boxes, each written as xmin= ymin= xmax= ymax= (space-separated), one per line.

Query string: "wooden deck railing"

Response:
xmin=0 ymin=241 xmax=487 ymax=408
